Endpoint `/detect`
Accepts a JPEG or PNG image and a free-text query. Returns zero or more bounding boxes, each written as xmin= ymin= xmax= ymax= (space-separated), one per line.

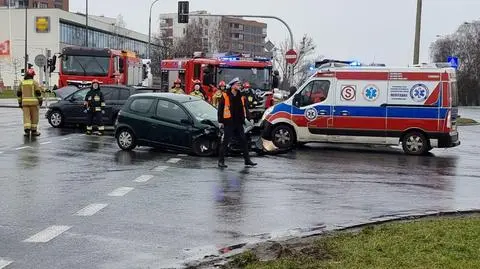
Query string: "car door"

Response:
xmin=100 ymin=87 xmax=117 ymax=124
xmin=292 ymin=79 xmax=334 ymax=142
xmin=150 ymin=99 xmax=192 ymax=149
xmin=124 ymin=97 xmax=156 ymax=143
xmin=62 ymin=88 xmax=89 ymax=123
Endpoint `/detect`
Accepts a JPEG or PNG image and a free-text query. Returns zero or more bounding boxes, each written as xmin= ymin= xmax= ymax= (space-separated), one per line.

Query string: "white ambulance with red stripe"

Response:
xmin=261 ymin=61 xmax=460 ymax=155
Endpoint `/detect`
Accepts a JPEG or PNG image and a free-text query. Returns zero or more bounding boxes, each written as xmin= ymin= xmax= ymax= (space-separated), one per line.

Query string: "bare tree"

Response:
xmin=274 ymin=34 xmax=316 ymax=90
xmin=173 ymin=20 xmax=205 ymax=58
xmin=209 ymin=18 xmax=231 ymax=53
xmin=431 ymin=21 xmax=480 ymax=105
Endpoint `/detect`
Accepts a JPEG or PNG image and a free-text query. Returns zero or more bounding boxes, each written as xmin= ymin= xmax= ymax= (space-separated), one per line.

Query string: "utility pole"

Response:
xmin=85 ymin=0 xmax=89 ymax=47
xmin=148 ymin=0 xmax=161 ymax=59
xmin=24 ymin=2 xmax=28 ymax=72
xmin=413 ymin=0 xmax=422 ymax=65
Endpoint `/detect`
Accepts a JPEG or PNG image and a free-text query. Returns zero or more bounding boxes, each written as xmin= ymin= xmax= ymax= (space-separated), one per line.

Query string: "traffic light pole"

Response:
xmin=148 ymin=0 xmax=161 ymax=59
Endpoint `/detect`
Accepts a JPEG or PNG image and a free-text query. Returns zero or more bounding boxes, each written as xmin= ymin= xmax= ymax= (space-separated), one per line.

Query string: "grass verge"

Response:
xmin=0 ymin=90 xmax=16 ymax=99
xmin=228 ymin=215 xmax=480 ymax=269
xmin=457 ymin=117 xmax=479 ymax=126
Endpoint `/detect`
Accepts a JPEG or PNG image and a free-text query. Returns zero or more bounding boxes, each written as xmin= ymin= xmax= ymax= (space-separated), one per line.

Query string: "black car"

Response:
xmin=114 ymin=93 xmax=256 ymax=156
xmin=46 ymin=85 xmax=151 ymax=128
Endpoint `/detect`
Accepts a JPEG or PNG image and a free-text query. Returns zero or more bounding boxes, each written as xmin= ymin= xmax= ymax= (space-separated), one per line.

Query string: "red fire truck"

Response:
xmin=161 ymin=53 xmax=275 ymax=122
xmin=58 ymin=46 xmax=149 ymax=88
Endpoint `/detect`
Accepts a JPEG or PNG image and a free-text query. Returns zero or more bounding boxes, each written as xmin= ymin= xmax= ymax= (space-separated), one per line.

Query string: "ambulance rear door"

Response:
xmin=291 ymin=78 xmax=335 ymax=142
xmin=330 ymin=78 xmax=388 ymax=144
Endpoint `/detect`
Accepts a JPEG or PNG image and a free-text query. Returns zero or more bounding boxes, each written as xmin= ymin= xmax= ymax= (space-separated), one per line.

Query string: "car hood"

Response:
xmin=54 ymin=88 xmax=77 ymax=100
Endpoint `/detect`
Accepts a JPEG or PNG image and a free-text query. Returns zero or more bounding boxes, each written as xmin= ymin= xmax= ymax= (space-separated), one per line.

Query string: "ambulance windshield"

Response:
xmin=217 ymin=67 xmax=271 ymax=90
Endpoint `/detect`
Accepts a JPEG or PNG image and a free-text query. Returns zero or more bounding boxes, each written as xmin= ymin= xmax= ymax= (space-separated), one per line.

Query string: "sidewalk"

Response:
xmin=0 ymin=98 xmax=57 ymax=108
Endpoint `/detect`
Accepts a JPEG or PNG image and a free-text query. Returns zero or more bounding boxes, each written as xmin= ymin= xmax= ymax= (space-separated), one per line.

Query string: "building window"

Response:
xmin=205 ymin=19 xmax=209 ymax=26
xmin=204 ymin=28 xmax=208 ymax=36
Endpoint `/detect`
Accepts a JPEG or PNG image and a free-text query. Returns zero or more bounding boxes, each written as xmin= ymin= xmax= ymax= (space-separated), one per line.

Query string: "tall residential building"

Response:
xmin=159 ymin=11 xmax=267 ymax=57
xmin=0 ymin=0 xmax=69 ymax=11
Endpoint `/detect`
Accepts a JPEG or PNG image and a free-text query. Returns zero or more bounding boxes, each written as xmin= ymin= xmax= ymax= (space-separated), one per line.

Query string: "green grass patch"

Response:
xmin=230 ymin=216 xmax=480 ymax=269
xmin=457 ymin=117 xmax=479 ymax=126
xmin=0 ymin=90 xmax=16 ymax=99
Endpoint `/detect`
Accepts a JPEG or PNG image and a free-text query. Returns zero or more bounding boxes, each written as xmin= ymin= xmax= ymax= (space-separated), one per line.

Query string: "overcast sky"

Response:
xmin=71 ymin=0 xmax=478 ymax=65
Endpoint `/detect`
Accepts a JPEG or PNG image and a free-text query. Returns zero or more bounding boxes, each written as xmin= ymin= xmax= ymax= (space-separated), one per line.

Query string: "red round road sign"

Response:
xmin=285 ymin=49 xmax=298 ymax=64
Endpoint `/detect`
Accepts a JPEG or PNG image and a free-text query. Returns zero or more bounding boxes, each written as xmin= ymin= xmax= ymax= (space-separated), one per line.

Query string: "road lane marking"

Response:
xmin=40 ymin=141 xmax=52 ymax=145
xmin=75 ymin=203 xmax=108 ymax=216
xmin=14 ymin=146 xmax=30 ymax=150
xmin=108 ymin=187 xmax=134 ymax=197
xmin=61 ymin=137 xmax=71 ymax=140
xmin=133 ymin=175 xmax=154 ymax=183
xmin=167 ymin=158 xmax=181 ymax=164
xmin=153 ymin=165 xmax=169 ymax=172
xmin=0 ymin=152 xmax=3 ymax=155
xmin=23 ymin=225 xmax=71 ymax=243
xmin=0 ymin=259 xmax=13 ymax=269
xmin=177 ymin=154 xmax=188 ymax=157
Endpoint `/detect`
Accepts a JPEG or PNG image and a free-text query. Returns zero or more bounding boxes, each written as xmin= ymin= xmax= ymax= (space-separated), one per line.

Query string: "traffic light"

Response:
xmin=178 ymin=1 xmax=189 ymax=24
xmin=48 ymin=55 xmax=56 ymax=73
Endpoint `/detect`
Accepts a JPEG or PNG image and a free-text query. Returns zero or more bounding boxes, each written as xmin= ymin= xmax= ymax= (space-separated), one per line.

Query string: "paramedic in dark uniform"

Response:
xmin=217 ymin=78 xmax=257 ymax=168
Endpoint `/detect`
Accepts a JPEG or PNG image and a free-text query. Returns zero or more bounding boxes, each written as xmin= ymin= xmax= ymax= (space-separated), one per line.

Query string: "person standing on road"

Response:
xmin=84 ymin=80 xmax=105 ymax=136
xmin=212 ymin=80 xmax=226 ymax=108
xmin=190 ymin=80 xmax=205 ymax=100
xmin=217 ymin=78 xmax=257 ymax=168
xmin=17 ymin=68 xmax=43 ymax=137
xmin=272 ymin=70 xmax=280 ymax=89
xmin=169 ymin=78 xmax=185 ymax=94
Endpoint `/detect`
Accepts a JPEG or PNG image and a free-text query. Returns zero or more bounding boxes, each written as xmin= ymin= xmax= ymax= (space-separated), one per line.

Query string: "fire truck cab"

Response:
xmin=261 ymin=60 xmax=461 ymax=155
xmin=58 ymin=46 xmax=150 ymax=88
xmin=161 ymin=53 xmax=275 ymax=123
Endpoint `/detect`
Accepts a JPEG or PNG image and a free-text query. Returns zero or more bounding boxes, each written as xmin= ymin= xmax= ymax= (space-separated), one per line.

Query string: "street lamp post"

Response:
xmin=148 ymin=0 xmax=161 ymax=59
xmin=413 ymin=0 xmax=422 ymax=65
xmin=85 ymin=0 xmax=89 ymax=47
xmin=24 ymin=3 xmax=28 ymax=72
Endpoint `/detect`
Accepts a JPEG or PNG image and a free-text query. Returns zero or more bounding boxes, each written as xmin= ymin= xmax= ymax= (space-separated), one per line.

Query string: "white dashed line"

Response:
xmin=177 ymin=154 xmax=188 ymax=157
xmin=133 ymin=175 xmax=154 ymax=183
xmin=23 ymin=225 xmax=71 ymax=243
xmin=14 ymin=146 xmax=30 ymax=150
xmin=61 ymin=137 xmax=71 ymax=140
xmin=167 ymin=158 xmax=181 ymax=164
xmin=108 ymin=187 xmax=134 ymax=197
xmin=153 ymin=165 xmax=169 ymax=172
xmin=40 ymin=141 xmax=52 ymax=145
xmin=0 ymin=259 xmax=13 ymax=269
xmin=75 ymin=203 xmax=108 ymax=216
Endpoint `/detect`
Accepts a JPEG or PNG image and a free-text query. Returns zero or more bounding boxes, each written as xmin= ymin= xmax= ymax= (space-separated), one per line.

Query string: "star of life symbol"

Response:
xmin=410 ymin=84 xmax=429 ymax=102
xmin=363 ymin=85 xmax=379 ymax=101
xmin=304 ymin=107 xmax=318 ymax=121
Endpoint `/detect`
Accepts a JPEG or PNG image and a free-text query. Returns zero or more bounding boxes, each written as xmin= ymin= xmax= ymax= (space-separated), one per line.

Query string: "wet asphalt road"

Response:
xmin=0 ymin=106 xmax=479 ymax=269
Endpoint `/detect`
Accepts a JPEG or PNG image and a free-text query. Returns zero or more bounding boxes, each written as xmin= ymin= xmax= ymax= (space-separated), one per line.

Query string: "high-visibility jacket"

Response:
xmin=212 ymin=90 xmax=223 ymax=108
xmin=169 ymin=87 xmax=185 ymax=94
xmin=17 ymin=79 xmax=43 ymax=106
xmin=85 ymin=89 xmax=105 ymax=112
xmin=190 ymin=90 xmax=205 ymax=100
xmin=222 ymin=92 xmax=246 ymax=119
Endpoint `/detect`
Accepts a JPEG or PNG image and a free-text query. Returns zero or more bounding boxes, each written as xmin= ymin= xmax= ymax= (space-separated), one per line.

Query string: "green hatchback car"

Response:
xmin=114 ymin=93 xmax=255 ymax=156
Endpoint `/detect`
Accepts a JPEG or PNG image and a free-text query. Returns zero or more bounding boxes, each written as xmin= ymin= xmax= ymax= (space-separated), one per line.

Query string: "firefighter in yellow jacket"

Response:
xmin=190 ymin=79 xmax=206 ymax=100
xmin=17 ymin=68 xmax=43 ymax=136
xmin=169 ymin=78 xmax=185 ymax=94
xmin=212 ymin=80 xmax=226 ymax=108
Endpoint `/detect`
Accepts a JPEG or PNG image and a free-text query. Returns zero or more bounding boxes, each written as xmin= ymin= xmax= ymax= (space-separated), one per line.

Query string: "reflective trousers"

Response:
xmin=86 ymin=111 xmax=104 ymax=132
xmin=22 ymin=105 xmax=39 ymax=131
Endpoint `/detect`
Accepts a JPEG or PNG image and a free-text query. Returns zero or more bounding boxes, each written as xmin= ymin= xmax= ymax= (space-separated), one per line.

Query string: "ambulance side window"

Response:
xmin=299 ymin=80 xmax=330 ymax=107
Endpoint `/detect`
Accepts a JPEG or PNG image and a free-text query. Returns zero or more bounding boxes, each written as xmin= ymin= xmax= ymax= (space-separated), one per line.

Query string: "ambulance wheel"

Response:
xmin=48 ymin=110 xmax=64 ymax=128
xmin=116 ymin=128 xmax=137 ymax=151
xmin=271 ymin=124 xmax=296 ymax=149
xmin=402 ymin=131 xmax=430 ymax=155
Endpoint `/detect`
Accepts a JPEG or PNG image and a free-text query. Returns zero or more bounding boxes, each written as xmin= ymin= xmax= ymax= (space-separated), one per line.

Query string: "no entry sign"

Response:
xmin=285 ymin=49 xmax=298 ymax=65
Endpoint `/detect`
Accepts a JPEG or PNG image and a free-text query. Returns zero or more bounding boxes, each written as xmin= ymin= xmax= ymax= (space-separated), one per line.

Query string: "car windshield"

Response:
xmin=54 ymin=86 xmax=79 ymax=99
xmin=183 ymin=100 xmax=217 ymax=122
xmin=217 ymin=67 xmax=271 ymax=90
xmin=62 ymin=55 xmax=110 ymax=76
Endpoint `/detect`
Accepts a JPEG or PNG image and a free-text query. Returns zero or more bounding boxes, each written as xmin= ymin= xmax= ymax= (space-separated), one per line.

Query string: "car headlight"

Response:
xmin=261 ymin=106 xmax=274 ymax=121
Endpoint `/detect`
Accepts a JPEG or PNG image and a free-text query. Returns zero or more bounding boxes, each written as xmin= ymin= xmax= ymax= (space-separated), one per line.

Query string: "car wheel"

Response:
xmin=271 ymin=124 xmax=295 ymax=149
xmin=192 ymin=137 xmax=217 ymax=157
xmin=48 ymin=110 xmax=64 ymax=128
xmin=116 ymin=128 xmax=137 ymax=151
xmin=402 ymin=131 xmax=430 ymax=155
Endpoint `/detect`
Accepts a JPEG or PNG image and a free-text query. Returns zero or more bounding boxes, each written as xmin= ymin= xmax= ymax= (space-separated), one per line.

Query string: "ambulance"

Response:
xmin=261 ymin=60 xmax=460 ymax=155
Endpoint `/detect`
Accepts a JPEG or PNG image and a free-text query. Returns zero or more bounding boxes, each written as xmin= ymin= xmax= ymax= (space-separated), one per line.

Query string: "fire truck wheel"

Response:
xmin=48 ymin=110 xmax=64 ymax=128
xmin=402 ymin=131 xmax=430 ymax=155
xmin=192 ymin=137 xmax=217 ymax=157
xmin=271 ymin=124 xmax=296 ymax=149
xmin=116 ymin=128 xmax=137 ymax=151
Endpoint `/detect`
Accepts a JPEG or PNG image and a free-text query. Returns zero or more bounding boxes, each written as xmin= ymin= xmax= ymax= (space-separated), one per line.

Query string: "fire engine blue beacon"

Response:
xmin=410 ymin=84 xmax=429 ymax=102
xmin=363 ymin=85 xmax=379 ymax=101
xmin=304 ymin=107 xmax=318 ymax=121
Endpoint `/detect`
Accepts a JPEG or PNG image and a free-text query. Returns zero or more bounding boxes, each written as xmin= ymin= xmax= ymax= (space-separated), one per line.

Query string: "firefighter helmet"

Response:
xmin=174 ymin=78 xmax=182 ymax=84
xmin=193 ymin=79 xmax=201 ymax=85
xmin=218 ymin=80 xmax=226 ymax=87
xmin=26 ymin=68 xmax=36 ymax=77
xmin=243 ymin=81 xmax=251 ymax=88
xmin=91 ymin=79 xmax=101 ymax=84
